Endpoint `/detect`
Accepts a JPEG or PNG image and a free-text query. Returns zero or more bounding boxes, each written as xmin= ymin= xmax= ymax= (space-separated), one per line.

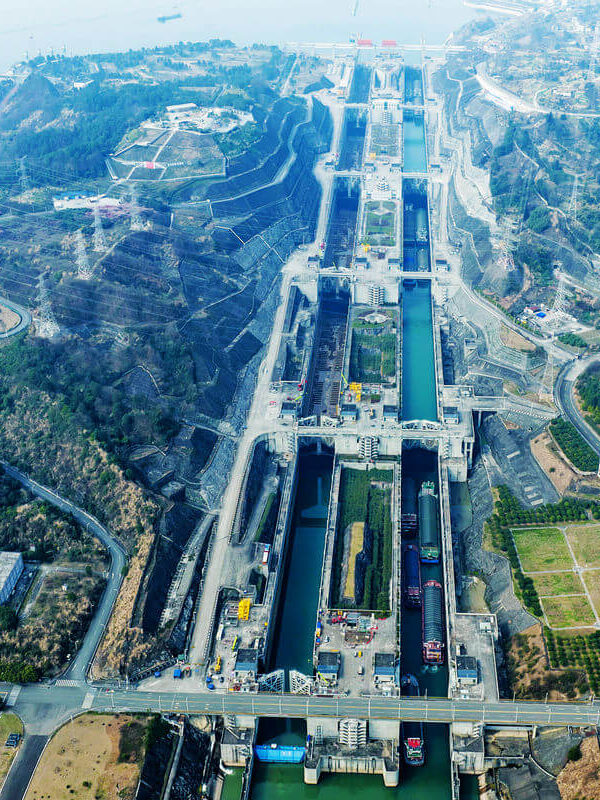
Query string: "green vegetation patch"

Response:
xmin=549 ymin=417 xmax=599 ymax=472
xmin=363 ymin=201 xmax=396 ymax=247
xmin=546 ymin=629 xmax=600 ymax=694
xmin=558 ymin=332 xmax=587 ymax=349
xmin=578 ymin=369 xmax=600 ymax=434
xmin=349 ymin=325 xmax=396 ymax=384
xmin=566 ymin=525 xmax=600 ymax=567
xmin=532 ymin=571 xmax=585 ymax=597
xmin=541 ymin=594 xmax=596 ymax=628
xmin=484 ymin=486 xmax=600 ymax=620
xmin=511 ymin=527 xmax=572 ymax=572
xmin=332 ymin=467 xmax=393 ymax=613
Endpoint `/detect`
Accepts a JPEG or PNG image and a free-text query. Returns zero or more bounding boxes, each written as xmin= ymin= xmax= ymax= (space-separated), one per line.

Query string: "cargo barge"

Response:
xmin=403 ymin=544 xmax=421 ymax=608
xmin=400 ymin=674 xmax=425 ymax=766
xmin=418 ymin=481 xmax=440 ymax=563
xmin=422 ymin=579 xmax=445 ymax=665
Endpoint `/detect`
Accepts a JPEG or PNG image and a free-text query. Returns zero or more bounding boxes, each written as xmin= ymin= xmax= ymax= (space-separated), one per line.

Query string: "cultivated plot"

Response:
xmin=566 ymin=525 xmax=600 ymax=568
xmin=511 ymin=527 xmax=572 ymax=572
xmin=541 ymin=595 xmax=597 ymax=629
xmin=532 ymin=571 xmax=585 ymax=597
xmin=511 ymin=525 xmax=600 ymax=629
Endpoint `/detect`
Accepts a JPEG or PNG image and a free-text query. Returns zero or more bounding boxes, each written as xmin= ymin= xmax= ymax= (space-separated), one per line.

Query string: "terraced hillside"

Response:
xmin=0 ymin=42 xmax=332 ymax=675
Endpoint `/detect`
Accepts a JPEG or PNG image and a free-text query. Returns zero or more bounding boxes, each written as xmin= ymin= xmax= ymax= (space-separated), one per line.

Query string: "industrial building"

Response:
xmin=0 ymin=552 xmax=23 ymax=604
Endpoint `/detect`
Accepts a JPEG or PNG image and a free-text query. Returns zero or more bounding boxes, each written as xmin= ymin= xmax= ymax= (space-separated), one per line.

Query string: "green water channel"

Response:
xmin=402 ymin=115 xmax=427 ymax=173
xmin=401 ymin=283 xmax=438 ymax=422
xmin=250 ymin=451 xmax=477 ymax=800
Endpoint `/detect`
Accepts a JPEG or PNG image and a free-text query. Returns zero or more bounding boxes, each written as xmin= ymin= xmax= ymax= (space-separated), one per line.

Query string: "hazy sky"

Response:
xmin=0 ymin=0 xmax=480 ymax=71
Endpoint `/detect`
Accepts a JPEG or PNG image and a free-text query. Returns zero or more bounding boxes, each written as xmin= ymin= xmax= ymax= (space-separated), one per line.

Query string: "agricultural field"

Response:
xmin=509 ymin=524 xmax=600 ymax=629
xmin=532 ymin=571 xmax=585 ymax=597
xmin=511 ymin=527 xmax=572 ymax=572
xmin=540 ymin=595 xmax=596 ymax=629
xmin=566 ymin=525 xmax=600 ymax=567
xmin=363 ymin=201 xmax=397 ymax=248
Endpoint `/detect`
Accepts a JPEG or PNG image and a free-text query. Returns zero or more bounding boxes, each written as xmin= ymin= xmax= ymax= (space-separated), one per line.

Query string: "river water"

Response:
xmin=0 ymin=0 xmax=485 ymax=73
xmin=250 ymin=450 xmax=477 ymax=800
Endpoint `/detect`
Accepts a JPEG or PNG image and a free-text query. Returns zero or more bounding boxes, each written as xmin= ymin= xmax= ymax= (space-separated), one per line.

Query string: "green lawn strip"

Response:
xmin=511 ymin=527 xmax=573 ymax=572
xmin=541 ymin=594 xmax=596 ymax=628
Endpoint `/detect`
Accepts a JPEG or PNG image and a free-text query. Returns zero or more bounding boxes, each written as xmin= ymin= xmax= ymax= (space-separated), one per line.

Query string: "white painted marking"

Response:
xmin=6 ymin=686 xmax=20 ymax=706
xmin=82 ymin=691 xmax=96 ymax=709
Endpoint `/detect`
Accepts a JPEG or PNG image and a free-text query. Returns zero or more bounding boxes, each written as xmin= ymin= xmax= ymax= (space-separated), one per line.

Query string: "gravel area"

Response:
xmin=459 ymin=415 xmax=558 ymax=639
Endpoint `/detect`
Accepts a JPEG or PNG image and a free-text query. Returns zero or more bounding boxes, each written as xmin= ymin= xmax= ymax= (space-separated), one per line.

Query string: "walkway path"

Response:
xmin=0 ymin=462 xmax=127 ymax=682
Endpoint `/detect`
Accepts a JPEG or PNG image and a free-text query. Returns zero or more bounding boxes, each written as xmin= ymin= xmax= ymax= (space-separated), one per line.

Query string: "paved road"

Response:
xmin=0 ymin=734 xmax=47 ymax=800
xmin=555 ymin=356 xmax=600 ymax=456
xmin=0 ymin=296 xmax=31 ymax=339
xmin=0 ymin=463 xmax=127 ymax=681
xmin=9 ymin=684 xmax=600 ymax=729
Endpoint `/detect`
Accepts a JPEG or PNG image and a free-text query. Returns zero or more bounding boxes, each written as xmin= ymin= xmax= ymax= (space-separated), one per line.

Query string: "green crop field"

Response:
xmin=541 ymin=594 xmax=596 ymax=628
xmin=566 ymin=525 xmax=600 ymax=568
xmin=532 ymin=571 xmax=585 ymax=597
xmin=511 ymin=527 xmax=573 ymax=572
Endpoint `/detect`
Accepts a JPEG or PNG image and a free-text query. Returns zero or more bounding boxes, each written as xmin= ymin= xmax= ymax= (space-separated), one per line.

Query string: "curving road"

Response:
xmin=0 ymin=463 xmax=127 ymax=682
xmin=555 ymin=356 xmax=600 ymax=457
xmin=0 ymin=296 xmax=31 ymax=339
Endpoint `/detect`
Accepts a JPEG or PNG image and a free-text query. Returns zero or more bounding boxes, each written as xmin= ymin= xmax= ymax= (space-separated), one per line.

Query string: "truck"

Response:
xmin=422 ymin=580 xmax=445 ymax=665
xmin=400 ymin=674 xmax=425 ymax=766
xmin=418 ymin=481 xmax=440 ymax=563
xmin=403 ymin=544 xmax=421 ymax=608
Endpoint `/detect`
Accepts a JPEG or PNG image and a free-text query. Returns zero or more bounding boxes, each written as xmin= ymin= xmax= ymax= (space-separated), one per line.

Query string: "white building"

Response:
xmin=0 ymin=552 xmax=23 ymax=604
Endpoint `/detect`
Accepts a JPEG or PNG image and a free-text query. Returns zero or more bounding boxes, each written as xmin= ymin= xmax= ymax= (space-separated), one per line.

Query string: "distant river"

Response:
xmin=0 ymin=0 xmax=486 ymax=73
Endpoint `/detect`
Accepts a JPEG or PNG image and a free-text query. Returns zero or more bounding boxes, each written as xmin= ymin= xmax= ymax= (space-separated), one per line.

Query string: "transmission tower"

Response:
xmin=588 ymin=21 xmax=600 ymax=82
xmin=18 ymin=156 xmax=29 ymax=193
xmin=36 ymin=279 xmax=60 ymax=339
xmin=568 ymin=174 xmax=579 ymax=220
xmin=75 ymin=230 xmax=93 ymax=280
xmin=553 ymin=272 xmax=569 ymax=317
xmin=498 ymin=217 xmax=515 ymax=273
xmin=93 ymin=205 xmax=106 ymax=252
xmin=129 ymin=186 xmax=142 ymax=231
